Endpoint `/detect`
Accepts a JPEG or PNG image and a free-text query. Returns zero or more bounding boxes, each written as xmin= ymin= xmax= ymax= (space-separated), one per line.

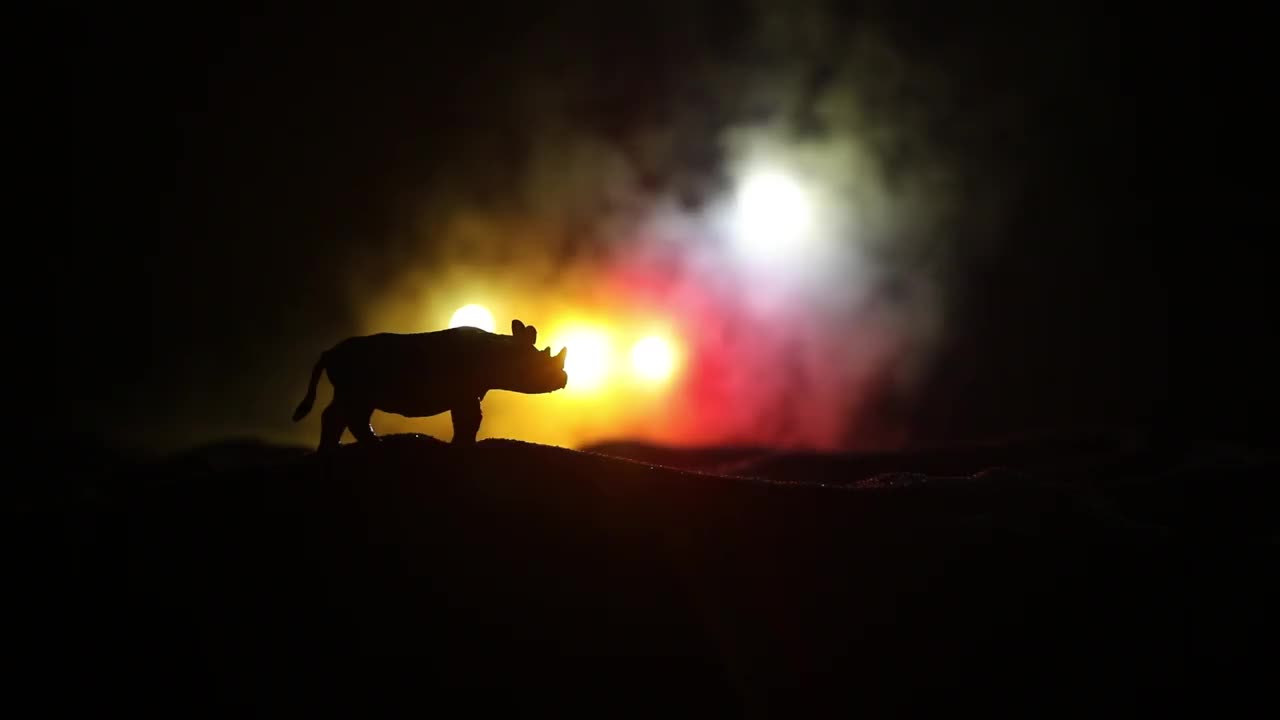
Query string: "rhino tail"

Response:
xmin=292 ymin=351 xmax=329 ymax=422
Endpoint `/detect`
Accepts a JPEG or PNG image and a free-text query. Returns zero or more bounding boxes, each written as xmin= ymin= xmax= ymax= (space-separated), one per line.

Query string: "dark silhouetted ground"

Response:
xmin=41 ymin=432 xmax=1278 ymax=715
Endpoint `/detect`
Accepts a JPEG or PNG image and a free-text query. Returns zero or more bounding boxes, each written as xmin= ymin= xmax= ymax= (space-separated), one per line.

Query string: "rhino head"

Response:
xmin=491 ymin=318 xmax=568 ymax=394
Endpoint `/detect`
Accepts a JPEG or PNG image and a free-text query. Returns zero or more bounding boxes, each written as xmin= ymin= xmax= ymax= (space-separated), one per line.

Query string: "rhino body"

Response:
xmin=292 ymin=319 xmax=567 ymax=450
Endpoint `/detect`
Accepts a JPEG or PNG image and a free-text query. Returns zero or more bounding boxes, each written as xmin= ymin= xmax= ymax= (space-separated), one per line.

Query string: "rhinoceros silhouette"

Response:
xmin=293 ymin=319 xmax=567 ymax=449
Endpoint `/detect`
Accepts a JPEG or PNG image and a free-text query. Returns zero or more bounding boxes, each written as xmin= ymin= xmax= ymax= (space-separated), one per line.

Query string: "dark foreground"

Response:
xmin=45 ymin=433 xmax=1278 ymax=715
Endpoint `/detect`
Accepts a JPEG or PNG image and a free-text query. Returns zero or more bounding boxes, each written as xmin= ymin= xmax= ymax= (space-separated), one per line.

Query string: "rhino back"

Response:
xmin=329 ymin=328 xmax=501 ymax=414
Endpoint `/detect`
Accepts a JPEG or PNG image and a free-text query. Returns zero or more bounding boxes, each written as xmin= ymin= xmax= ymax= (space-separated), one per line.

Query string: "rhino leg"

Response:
xmin=451 ymin=396 xmax=482 ymax=445
xmin=346 ymin=403 xmax=378 ymax=443
xmin=319 ymin=401 xmax=345 ymax=452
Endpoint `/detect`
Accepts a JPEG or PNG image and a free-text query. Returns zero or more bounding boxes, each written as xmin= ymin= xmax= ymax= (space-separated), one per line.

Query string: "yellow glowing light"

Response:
xmin=734 ymin=170 xmax=812 ymax=257
xmin=552 ymin=328 xmax=612 ymax=391
xmin=449 ymin=304 xmax=496 ymax=332
xmin=631 ymin=336 xmax=677 ymax=382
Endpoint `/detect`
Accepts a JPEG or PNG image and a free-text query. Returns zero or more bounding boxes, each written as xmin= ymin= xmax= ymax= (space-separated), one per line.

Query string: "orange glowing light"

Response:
xmin=551 ymin=327 xmax=612 ymax=391
xmin=631 ymin=335 xmax=677 ymax=382
xmin=449 ymin=304 xmax=496 ymax=332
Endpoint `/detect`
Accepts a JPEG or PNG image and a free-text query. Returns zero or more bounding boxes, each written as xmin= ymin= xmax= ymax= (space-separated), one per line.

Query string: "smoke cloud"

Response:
xmin=75 ymin=2 xmax=1162 ymax=453
xmin=344 ymin=3 xmax=1002 ymax=451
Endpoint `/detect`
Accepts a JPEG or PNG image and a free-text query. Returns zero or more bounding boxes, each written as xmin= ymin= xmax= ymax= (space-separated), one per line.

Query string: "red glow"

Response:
xmin=363 ymin=245 xmax=901 ymax=452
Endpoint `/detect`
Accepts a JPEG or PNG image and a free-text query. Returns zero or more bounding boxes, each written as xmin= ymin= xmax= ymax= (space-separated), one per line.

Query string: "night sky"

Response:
xmin=67 ymin=2 xmax=1273 ymax=452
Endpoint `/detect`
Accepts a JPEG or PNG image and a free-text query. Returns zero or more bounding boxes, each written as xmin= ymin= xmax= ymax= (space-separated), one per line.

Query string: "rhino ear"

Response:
xmin=542 ymin=347 xmax=551 ymax=357
xmin=554 ymin=346 xmax=567 ymax=369
xmin=511 ymin=319 xmax=525 ymax=336
xmin=525 ymin=325 xmax=537 ymax=345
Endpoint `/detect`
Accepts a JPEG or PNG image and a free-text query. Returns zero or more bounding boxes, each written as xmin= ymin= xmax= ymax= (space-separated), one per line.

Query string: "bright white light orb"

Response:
xmin=449 ymin=304 xmax=496 ymax=333
xmin=733 ymin=170 xmax=813 ymax=258
xmin=631 ymin=336 xmax=676 ymax=382
xmin=554 ymin=329 xmax=612 ymax=391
